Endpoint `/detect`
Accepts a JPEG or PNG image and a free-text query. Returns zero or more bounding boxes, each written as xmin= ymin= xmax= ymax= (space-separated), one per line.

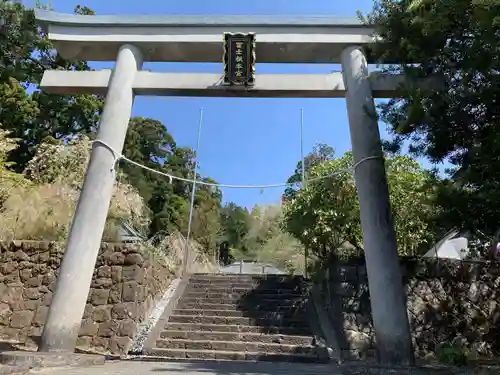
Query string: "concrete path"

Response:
xmin=31 ymin=360 xmax=338 ymax=375
xmin=28 ymin=359 xmax=493 ymax=375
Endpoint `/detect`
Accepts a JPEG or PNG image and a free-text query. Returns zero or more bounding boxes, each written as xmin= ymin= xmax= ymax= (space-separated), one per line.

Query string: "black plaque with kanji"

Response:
xmin=223 ymin=33 xmax=255 ymax=86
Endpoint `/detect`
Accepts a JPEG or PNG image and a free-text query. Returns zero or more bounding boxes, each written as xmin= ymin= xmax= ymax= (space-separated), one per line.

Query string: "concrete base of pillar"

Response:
xmin=0 ymin=351 xmax=104 ymax=370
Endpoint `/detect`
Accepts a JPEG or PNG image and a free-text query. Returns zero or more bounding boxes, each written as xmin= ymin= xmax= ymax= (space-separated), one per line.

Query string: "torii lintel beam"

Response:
xmin=35 ymin=10 xmax=377 ymax=63
xmin=41 ymin=71 xmax=405 ymax=98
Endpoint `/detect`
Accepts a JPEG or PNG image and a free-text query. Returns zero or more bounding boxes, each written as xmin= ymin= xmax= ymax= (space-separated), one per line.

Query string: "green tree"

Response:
xmin=0 ymin=1 xmax=224 ymax=247
xmin=243 ymin=204 xmax=305 ymax=273
xmin=219 ymin=202 xmax=251 ymax=251
xmin=122 ymin=116 xmax=176 ymax=231
xmin=190 ymin=180 xmax=222 ymax=254
xmin=283 ymin=143 xmax=335 ymax=201
xmin=0 ymin=1 xmax=103 ymax=170
xmin=365 ymin=0 xmax=500 ymax=238
xmin=121 ymin=117 xmax=221 ymax=240
xmin=282 ymin=151 xmax=438 ymax=265
xmin=0 ymin=129 xmax=31 ymax=206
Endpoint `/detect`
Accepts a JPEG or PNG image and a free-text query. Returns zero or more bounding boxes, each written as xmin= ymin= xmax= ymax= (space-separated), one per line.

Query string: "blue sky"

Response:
xmin=26 ymin=0 xmax=412 ymax=209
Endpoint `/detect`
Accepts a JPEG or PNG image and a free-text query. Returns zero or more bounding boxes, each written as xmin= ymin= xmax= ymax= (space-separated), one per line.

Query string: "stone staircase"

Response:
xmin=145 ymin=273 xmax=327 ymax=362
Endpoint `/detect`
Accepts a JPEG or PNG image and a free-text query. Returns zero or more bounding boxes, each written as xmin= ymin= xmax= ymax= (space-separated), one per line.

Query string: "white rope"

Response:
xmin=92 ymin=139 xmax=380 ymax=189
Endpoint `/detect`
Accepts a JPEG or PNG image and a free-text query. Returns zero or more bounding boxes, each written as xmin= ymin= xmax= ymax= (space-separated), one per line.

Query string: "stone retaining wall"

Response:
xmin=0 ymin=241 xmax=172 ymax=355
xmin=319 ymin=257 xmax=500 ymax=361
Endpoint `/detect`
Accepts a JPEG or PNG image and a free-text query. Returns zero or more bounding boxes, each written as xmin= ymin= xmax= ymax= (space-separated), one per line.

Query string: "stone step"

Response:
xmin=164 ymin=322 xmax=313 ymax=336
xmin=190 ymin=275 xmax=304 ymax=283
xmin=173 ymin=309 xmax=307 ymax=319
xmin=192 ymin=272 xmax=299 ymax=277
xmin=182 ymin=292 xmax=305 ymax=300
xmin=188 ymin=283 xmax=303 ymax=292
xmin=146 ymin=347 xmax=324 ymax=362
xmin=179 ymin=296 xmax=306 ymax=306
xmin=155 ymin=338 xmax=316 ymax=355
xmin=186 ymin=285 xmax=303 ymax=294
xmin=168 ymin=314 xmax=309 ymax=327
xmin=183 ymin=291 xmax=304 ymax=299
xmin=176 ymin=302 xmax=305 ymax=312
xmin=160 ymin=330 xmax=314 ymax=345
xmin=189 ymin=278 xmax=303 ymax=285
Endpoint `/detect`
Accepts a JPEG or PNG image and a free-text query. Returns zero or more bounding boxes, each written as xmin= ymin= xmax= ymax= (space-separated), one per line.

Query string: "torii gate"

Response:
xmin=36 ymin=10 xmax=413 ymax=364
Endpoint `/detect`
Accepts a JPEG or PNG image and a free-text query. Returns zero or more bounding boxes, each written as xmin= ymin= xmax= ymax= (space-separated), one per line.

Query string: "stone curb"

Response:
xmin=0 ymin=352 xmax=104 ymax=370
xmin=0 ymin=364 xmax=30 ymax=375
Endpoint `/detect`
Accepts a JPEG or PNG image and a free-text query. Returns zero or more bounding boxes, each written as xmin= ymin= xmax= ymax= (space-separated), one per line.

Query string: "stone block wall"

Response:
xmin=319 ymin=257 xmax=500 ymax=360
xmin=0 ymin=241 xmax=172 ymax=355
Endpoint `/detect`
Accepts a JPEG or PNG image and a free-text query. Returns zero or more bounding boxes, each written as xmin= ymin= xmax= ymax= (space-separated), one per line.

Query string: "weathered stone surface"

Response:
xmin=98 ymin=321 xmax=119 ymax=338
xmin=124 ymin=253 xmax=144 ymax=266
xmin=110 ymin=266 xmax=122 ymax=283
xmin=118 ymin=319 xmax=136 ymax=337
xmin=32 ymin=306 xmax=48 ymax=326
xmin=122 ymin=265 xmax=144 ymax=282
xmin=80 ymin=319 xmax=99 ymax=336
xmin=122 ymin=282 xmax=142 ymax=302
xmin=0 ymin=303 xmax=11 ymax=325
xmin=0 ymin=262 xmax=17 ymax=275
xmin=111 ymin=302 xmax=138 ymax=320
xmin=91 ymin=336 xmax=109 ymax=351
xmin=320 ymin=257 xmax=500 ymax=360
xmin=19 ymin=269 xmax=32 ymax=282
xmin=42 ymin=291 xmax=52 ymax=306
xmin=41 ymin=271 xmax=55 ymax=286
xmin=89 ymin=289 xmax=110 ymax=306
xmin=10 ymin=311 xmax=34 ymax=329
xmin=23 ymin=288 xmax=41 ymax=300
xmin=0 ymin=241 xmax=173 ymax=355
xmin=82 ymin=304 xmax=93 ymax=319
xmin=108 ymin=283 xmax=122 ymax=304
xmin=109 ymin=252 xmax=125 ymax=265
xmin=109 ymin=336 xmax=132 ymax=354
xmin=24 ymin=300 xmax=39 ymax=311
xmin=92 ymin=277 xmax=113 ymax=289
xmin=76 ymin=336 xmax=93 ymax=348
xmin=96 ymin=265 xmax=111 ymax=278
xmin=92 ymin=306 xmax=111 ymax=323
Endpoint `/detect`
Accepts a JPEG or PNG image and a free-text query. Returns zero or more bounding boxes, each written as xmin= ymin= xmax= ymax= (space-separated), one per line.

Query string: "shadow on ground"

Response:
xmin=232 ymin=275 xmax=316 ymax=361
xmin=129 ymin=358 xmax=335 ymax=375
xmin=234 ymin=275 xmax=312 ymax=334
xmin=124 ymin=358 xmax=500 ymax=375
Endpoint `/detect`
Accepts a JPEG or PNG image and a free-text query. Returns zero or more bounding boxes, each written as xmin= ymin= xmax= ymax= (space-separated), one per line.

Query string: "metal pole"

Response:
xmin=182 ymin=108 xmax=204 ymax=277
xmin=301 ymin=108 xmax=306 ymax=188
xmin=301 ymin=108 xmax=308 ymax=279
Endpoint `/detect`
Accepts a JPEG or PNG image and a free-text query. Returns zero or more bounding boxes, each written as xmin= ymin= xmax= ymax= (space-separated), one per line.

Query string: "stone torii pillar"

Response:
xmin=341 ymin=45 xmax=414 ymax=365
xmin=39 ymin=44 xmax=143 ymax=352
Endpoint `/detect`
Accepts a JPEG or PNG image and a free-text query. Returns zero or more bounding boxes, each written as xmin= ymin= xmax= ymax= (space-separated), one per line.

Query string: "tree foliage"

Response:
xmin=0 ymin=1 xmax=103 ymax=170
xmin=365 ymin=0 xmax=500 ymax=237
xmin=282 ymin=150 xmax=438 ymax=264
xmin=219 ymin=202 xmax=251 ymax=251
xmin=0 ymin=1 xmax=225 ymax=254
xmin=241 ymin=205 xmax=305 ymax=273
xmin=283 ymin=143 xmax=335 ymax=201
